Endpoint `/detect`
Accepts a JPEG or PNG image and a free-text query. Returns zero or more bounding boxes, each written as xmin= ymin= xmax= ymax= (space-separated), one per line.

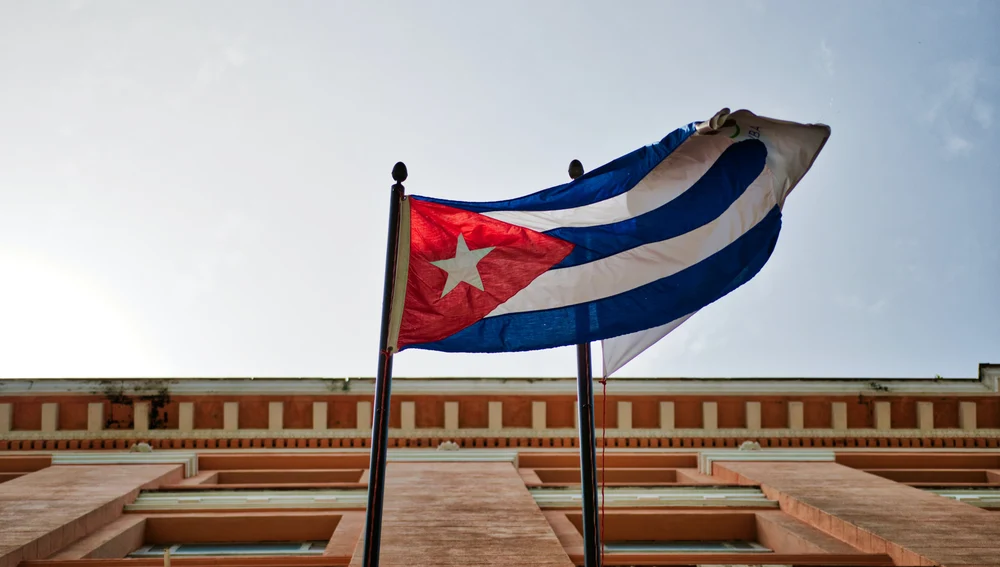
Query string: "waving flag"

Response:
xmin=385 ymin=108 xmax=829 ymax=375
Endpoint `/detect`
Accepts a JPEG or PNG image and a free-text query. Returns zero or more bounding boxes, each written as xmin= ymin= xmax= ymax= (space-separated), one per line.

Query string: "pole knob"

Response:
xmin=392 ymin=162 xmax=408 ymax=183
xmin=568 ymin=159 xmax=584 ymax=180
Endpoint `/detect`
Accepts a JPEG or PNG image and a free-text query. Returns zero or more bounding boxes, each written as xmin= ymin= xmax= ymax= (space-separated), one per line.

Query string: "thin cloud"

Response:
xmin=923 ymin=59 xmax=996 ymax=156
xmin=172 ymin=210 xmax=263 ymax=303
xmin=972 ymin=101 xmax=993 ymax=129
xmin=945 ymin=135 xmax=973 ymax=155
xmin=834 ymin=293 xmax=888 ymax=315
xmin=820 ymin=40 xmax=835 ymax=77
xmin=196 ymin=46 xmax=248 ymax=87
xmin=225 ymin=47 xmax=248 ymax=68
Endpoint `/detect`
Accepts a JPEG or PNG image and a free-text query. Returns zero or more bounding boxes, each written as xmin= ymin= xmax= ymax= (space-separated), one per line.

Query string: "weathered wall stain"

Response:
xmin=97 ymin=380 xmax=172 ymax=430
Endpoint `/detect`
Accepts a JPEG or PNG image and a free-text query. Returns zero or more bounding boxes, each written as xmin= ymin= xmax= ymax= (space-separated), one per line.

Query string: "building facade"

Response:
xmin=1 ymin=364 xmax=999 ymax=567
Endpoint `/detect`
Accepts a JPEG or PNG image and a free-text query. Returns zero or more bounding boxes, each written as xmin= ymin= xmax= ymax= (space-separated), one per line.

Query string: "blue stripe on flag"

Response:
xmin=404 ymin=206 xmax=782 ymax=353
xmin=547 ymin=139 xmax=767 ymax=268
xmin=412 ymin=124 xmax=697 ymax=213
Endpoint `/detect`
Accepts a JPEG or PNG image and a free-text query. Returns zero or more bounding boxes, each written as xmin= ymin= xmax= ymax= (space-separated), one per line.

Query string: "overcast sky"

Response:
xmin=1 ymin=0 xmax=997 ymax=379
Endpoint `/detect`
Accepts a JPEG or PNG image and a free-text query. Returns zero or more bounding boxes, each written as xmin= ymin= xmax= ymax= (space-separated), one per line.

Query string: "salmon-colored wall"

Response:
xmin=981 ymin=398 xmax=1000 ymax=428
xmin=216 ymin=470 xmax=363 ymax=484
xmin=835 ymin=452 xmax=1000 ymax=469
xmin=933 ymin=399 xmax=959 ymax=428
xmin=238 ymin=400 xmax=269 ymax=429
xmin=458 ymin=399 xmax=487 ymax=428
xmin=717 ymin=400 xmax=746 ymax=428
xmin=48 ymin=516 xmax=147 ymax=560
xmin=199 ymin=453 xmax=371 ymax=471
xmin=104 ymin=401 xmax=135 ymax=430
xmin=144 ymin=512 xmax=341 ymax=543
xmin=673 ymin=399 xmax=699 ymax=428
xmin=328 ymin=399 xmax=359 ymax=429
xmin=0 ymin=464 xmax=183 ymax=567
xmin=0 ymin=455 xmax=51 ymax=472
xmin=195 ymin=400 xmax=224 ymax=429
xmin=716 ymin=460 xmax=1000 ymax=566
xmin=760 ymin=399 xmax=788 ymax=428
xmin=847 ymin=398 xmax=875 ymax=428
xmin=284 ymin=399 xmax=313 ymax=429
xmin=890 ymin=399 xmax=917 ymax=428
xmin=630 ymin=399 xmax=659 ymax=428
xmin=567 ymin=510 xmax=757 ymax=542
xmin=153 ymin=400 xmax=180 ymax=429
xmin=415 ymin=397 xmax=443 ymax=428
xmin=804 ymin=400 xmax=831 ymax=429
xmin=12 ymin=401 xmax=42 ymax=431
xmin=753 ymin=510 xmax=863 ymax=554
xmin=520 ymin=453 xmax=698 ymax=468
xmin=547 ymin=398 xmax=575 ymax=428
xmin=388 ymin=398 xmax=400 ymax=429
xmin=57 ymin=402 xmax=89 ymax=430
xmin=502 ymin=397 xmax=531 ymax=427
xmin=323 ymin=512 xmax=365 ymax=560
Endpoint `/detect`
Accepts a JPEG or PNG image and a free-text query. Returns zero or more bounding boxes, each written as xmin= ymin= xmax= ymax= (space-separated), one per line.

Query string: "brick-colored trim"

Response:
xmin=4 ymin=394 xmax=999 ymax=441
xmin=2 ymin=435 xmax=999 ymax=452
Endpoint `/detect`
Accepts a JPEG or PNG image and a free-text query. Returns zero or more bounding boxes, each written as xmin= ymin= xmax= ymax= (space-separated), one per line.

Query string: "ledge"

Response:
xmin=531 ymin=486 xmax=776 ymax=508
xmin=698 ymin=448 xmax=836 ymax=474
xmin=0 ymin=368 xmax=997 ymax=397
xmin=928 ymin=487 xmax=1000 ymax=508
xmin=127 ymin=489 xmax=368 ymax=511
xmin=129 ymin=486 xmax=780 ymax=512
xmin=51 ymin=451 xmax=199 ymax=477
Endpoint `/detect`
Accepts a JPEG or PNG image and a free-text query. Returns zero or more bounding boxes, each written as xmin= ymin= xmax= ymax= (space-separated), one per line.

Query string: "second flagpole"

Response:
xmin=569 ymin=159 xmax=602 ymax=567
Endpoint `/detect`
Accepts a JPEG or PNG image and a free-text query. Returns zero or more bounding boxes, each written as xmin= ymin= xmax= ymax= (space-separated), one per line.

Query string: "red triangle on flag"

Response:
xmin=397 ymin=198 xmax=574 ymax=349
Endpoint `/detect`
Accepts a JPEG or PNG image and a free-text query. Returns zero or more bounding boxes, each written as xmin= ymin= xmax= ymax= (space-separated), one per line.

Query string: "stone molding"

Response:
xmin=51 ymin=451 xmax=199 ymax=477
xmin=2 ymin=371 xmax=998 ymax=397
xmin=698 ymin=448 xmax=836 ymax=474
xmin=128 ymin=485 xmax=778 ymax=512
xmin=127 ymin=489 xmax=368 ymax=511
xmin=530 ymin=486 xmax=776 ymax=508
xmin=3 ymin=427 xmax=1000 ymax=441
xmin=929 ymin=488 xmax=1000 ymax=508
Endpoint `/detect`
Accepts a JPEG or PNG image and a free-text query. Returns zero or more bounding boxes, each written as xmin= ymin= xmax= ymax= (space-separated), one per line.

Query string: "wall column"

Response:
xmin=713 ymin=460 xmax=1000 ymax=566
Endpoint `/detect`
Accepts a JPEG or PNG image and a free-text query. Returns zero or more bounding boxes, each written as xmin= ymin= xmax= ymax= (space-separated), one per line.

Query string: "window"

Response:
xmin=128 ymin=542 xmax=327 ymax=558
xmin=603 ymin=540 xmax=771 ymax=553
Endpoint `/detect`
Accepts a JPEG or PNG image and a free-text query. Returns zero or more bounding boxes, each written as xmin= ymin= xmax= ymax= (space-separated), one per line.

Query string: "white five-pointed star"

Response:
xmin=430 ymin=233 xmax=495 ymax=298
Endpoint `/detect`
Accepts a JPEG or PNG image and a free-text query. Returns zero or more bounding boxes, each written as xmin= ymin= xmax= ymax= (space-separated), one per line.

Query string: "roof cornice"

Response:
xmin=0 ymin=368 xmax=997 ymax=397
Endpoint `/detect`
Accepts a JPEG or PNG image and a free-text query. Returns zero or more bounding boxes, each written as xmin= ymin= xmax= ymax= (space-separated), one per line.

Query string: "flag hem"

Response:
xmin=386 ymin=196 xmax=411 ymax=353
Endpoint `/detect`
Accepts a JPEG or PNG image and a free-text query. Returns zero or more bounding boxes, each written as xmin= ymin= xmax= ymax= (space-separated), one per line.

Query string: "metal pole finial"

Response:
xmin=392 ymin=162 xmax=408 ymax=183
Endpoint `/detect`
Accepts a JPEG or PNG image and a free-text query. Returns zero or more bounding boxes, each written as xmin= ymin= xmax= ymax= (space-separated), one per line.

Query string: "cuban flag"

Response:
xmin=385 ymin=108 xmax=830 ymax=376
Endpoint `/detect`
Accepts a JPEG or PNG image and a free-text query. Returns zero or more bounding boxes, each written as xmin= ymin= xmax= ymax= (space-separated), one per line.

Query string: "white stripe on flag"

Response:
xmin=595 ymin=111 xmax=830 ymax=376
xmin=601 ymin=313 xmax=693 ymax=377
xmin=486 ymin=173 xmax=778 ymax=318
xmin=731 ymin=110 xmax=831 ymax=207
xmin=481 ymin=135 xmax=735 ymax=232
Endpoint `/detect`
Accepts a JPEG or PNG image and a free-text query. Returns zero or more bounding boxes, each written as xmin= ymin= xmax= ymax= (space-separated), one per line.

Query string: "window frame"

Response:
xmin=602 ymin=540 xmax=772 ymax=554
xmin=128 ymin=541 xmax=328 ymax=558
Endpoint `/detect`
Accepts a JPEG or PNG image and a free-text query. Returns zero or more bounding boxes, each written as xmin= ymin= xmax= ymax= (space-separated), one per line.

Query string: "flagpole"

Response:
xmin=361 ymin=161 xmax=407 ymax=567
xmin=569 ymin=159 xmax=602 ymax=567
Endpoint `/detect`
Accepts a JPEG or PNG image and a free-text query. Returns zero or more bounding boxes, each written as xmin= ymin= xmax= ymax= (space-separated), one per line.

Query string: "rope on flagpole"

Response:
xmin=599 ymin=375 xmax=608 ymax=566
